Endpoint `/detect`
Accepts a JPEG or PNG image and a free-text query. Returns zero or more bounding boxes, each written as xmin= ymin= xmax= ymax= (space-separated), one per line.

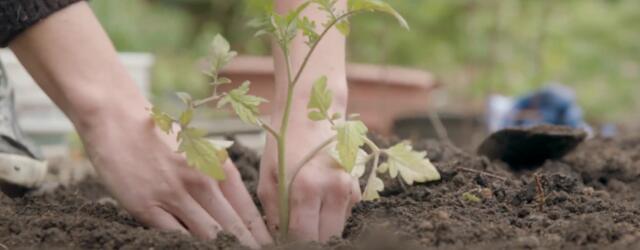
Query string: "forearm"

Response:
xmin=272 ymin=0 xmax=348 ymax=126
xmin=8 ymin=2 xmax=149 ymax=135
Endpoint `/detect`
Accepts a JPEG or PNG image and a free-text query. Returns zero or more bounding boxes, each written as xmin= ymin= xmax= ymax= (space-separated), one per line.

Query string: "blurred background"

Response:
xmin=8 ymin=0 xmax=640 ymax=155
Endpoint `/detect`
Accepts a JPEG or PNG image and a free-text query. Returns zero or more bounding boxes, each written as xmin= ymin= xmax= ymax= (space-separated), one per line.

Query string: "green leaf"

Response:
xmin=362 ymin=173 xmax=384 ymax=201
xmin=209 ymin=34 xmax=238 ymax=74
xmin=335 ymin=120 xmax=368 ymax=172
xmin=212 ymin=77 xmax=232 ymax=86
xmin=307 ymin=76 xmax=333 ymax=121
xmin=336 ymin=20 xmax=350 ymax=36
xmin=462 ymin=192 xmax=481 ymax=203
xmin=178 ymin=128 xmax=225 ymax=180
xmin=298 ymin=17 xmax=319 ymax=45
xmin=348 ymin=0 xmax=409 ymax=29
xmin=378 ymin=141 xmax=440 ymax=185
xmin=218 ymin=81 xmax=267 ymax=125
xmin=179 ymin=108 xmax=194 ymax=127
xmin=286 ymin=1 xmax=312 ymax=24
xmin=176 ymin=92 xmax=192 ymax=104
xmin=150 ymin=107 xmax=174 ymax=134
xmin=313 ymin=0 xmax=338 ymax=16
xmin=329 ymin=146 xmax=368 ymax=178
xmin=308 ymin=111 xmax=326 ymax=121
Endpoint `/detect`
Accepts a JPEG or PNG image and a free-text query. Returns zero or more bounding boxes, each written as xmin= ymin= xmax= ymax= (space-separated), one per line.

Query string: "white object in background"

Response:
xmin=0 ymin=50 xmax=154 ymax=136
xmin=486 ymin=95 xmax=514 ymax=133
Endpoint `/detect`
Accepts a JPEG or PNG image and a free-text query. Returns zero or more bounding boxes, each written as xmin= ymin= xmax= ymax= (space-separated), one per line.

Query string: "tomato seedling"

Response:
xmin=151 ymin=0 xmax=441 ymax=241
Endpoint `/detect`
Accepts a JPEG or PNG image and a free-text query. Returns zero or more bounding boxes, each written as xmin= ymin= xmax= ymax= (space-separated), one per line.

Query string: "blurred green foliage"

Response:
xmin=91 ymin=0 xmax=640 ymax=121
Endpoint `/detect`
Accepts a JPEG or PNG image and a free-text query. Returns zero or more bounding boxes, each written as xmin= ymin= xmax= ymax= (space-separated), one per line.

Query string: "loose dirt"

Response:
xmin=2 ymin=134 xmax=640 ymax=250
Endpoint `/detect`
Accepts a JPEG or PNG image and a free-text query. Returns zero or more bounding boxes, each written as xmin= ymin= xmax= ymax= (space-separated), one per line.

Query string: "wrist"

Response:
xmin=66 ymin=79 xmax=152 ymax=137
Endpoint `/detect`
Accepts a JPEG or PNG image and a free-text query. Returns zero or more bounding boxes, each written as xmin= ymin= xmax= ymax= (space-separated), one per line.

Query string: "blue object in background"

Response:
xmin=492 ymin=83 xmax=592 ymax=134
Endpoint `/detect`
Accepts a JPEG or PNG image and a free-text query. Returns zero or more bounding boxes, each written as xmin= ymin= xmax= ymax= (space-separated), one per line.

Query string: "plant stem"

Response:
xmin=363 ymin=152 xmax=381 ymax=195
xmin=259 ymin=120 xmax=280 ymax=139
xmin=193 ymin=94 xmax=222 ymax=108
xmin=288 ymin=135 xmax=337 ymax=188
xmin=276 ymin=47 xmax=295 ymax=242
xmin=274 ymin=10 xmax=360 ymax=242
xmin=290 ymin=11 xmax=358 ymax=88
xmin=363 ymin=137 xmax=381 ymax=153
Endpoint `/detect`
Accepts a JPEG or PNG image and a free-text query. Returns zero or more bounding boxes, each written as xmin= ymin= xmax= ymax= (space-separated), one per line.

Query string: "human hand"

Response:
xmin=80 ymin=111 xmax=272 ymax=248
xmin=257 ymin=104 xmax=361 ymax=242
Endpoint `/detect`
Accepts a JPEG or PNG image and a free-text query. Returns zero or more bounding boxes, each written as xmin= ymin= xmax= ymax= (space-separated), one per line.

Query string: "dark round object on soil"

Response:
xmin=477 ymin=125 xmax=587 ymax=169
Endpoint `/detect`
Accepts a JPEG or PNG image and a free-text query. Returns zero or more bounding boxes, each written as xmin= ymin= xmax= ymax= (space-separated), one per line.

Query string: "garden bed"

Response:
xmin=2 ymin=134 xmax=640 ymax=249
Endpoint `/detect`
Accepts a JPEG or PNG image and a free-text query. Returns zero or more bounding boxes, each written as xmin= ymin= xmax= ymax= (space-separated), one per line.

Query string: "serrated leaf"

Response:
xmin=378 ymin=141 xmax=440 ymax=185
xmin=218 ymin=81 xmax=267 ymax=125
xmin=329 ymin=145 xmax=368 ymax=178
xmin=212 ymin=77 xmax=232 ymax=86
xmin=150 ymin=107 xmax=174 ymax=134
xmin=209 ymin=34 xmax=237 ymax=74
xmin=179 ymin=108 xmax=194 ymax=127
xmin=287 ymin=1 xmax=312 ymax=24
xmin=335 ymin=120 xmax=368 ymax=172
xmin=307 ymin=76 xmax=332 ymax=121
xmin=178 ymin=128 xmax=225 ymax=180
xmin=336 ymin=20 xmax=350 ymax=36
xmin=348 ymin=0 xmax=409 ymax=29
xmin=313 ymin=0 xmax=338 ymax=16
xmin=208 ymin=139 xmax=235 ymax=164
xmin=298 ymin=17 xmax=319 ymax=45
xmin=176 ymin=92 xmax=192 ymax=104
xmin=363 ymin=173 xmax=384 ymax=201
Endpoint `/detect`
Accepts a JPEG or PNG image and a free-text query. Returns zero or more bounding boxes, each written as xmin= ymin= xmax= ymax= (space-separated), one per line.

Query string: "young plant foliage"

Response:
xmin=150 ymin=35 xmax=264 ymax=181
xmin=335 ymin=120 xmax=368 ymax=172
xmin=378 ymin=141 xmax=441 ymax=185
xmin=178 ymin=128 xmax=227 ymax=180
xmin=217 ymin=81 xmax=267 ymax=126
xmin=151 ymin=0 xmax=438 ymax=241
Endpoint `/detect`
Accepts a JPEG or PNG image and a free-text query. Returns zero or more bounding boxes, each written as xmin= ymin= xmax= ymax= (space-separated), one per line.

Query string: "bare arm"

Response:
xmin=9 ymin=2 xmax=271 ymax=247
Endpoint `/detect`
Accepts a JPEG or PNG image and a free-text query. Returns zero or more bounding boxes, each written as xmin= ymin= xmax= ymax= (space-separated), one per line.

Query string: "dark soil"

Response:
xmin=3 ymin=134 xmax=640 ymax=250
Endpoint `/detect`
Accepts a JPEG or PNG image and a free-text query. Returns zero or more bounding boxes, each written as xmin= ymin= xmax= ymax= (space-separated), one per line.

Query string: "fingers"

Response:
xmin=319 ymin=175 xmax=354 ymax=242
xmin=165 ymin=191 xmax=222 ymax=240
xmin=181 ymin=167 xmax=260 ymax=249
xmin=288 ymin=174 xmax=322 ymax=242
xmin=348 ymin=176 xmax=362 ymax=219
xmin=144 ymin=207 xmax=188 ymax=234
xmin=257 ymin=169 xmax=280 ymax=236
xmin=219 ymin=162 xmax=274 ymax=246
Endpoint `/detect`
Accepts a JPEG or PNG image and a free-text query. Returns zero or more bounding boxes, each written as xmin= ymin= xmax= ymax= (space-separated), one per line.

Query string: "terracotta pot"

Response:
xmin=219 ymin=56 xmax=439 ymax=135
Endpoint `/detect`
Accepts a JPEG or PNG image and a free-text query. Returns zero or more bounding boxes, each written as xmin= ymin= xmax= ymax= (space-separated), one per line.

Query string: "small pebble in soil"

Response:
xmin=544 ymin=233 xmax=563 ymax=243
xmin=419 ymin=221 xmax=434 ymax=230
xmin=452 ymin=174 xmax=466 ymax=188
xmin=581 ymin=186 xmax=594 ymax=196
xmin=517 ymin=235 xmax=541 ymax=248
xmin=433 ymin=210 xmax=450 ymax=220
xmin=479 ymin=188 xmax=493 ymax=200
